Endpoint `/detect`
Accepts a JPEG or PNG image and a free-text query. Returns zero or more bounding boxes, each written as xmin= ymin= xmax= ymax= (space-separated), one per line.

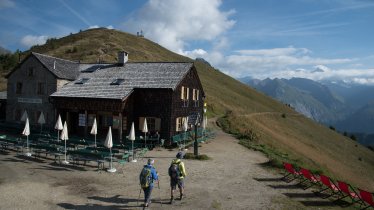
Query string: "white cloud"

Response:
xmin=89 ymin=25 xmax=114 ymax=29
xmin=20 ymin=35 xmax=48 ymax=47
xmin=210 ymin=46 xmax=352 ymax=78
xmin=88 ymin=25 xmax=99 ymax=29
xmin=183 ymin=49 xmax=207 ymax=59
xmin=0 ymin=0 xmax=15 ymax=8
xmin=236 ymin=46 xmax=310 ymax=56
xmin=123 ymin=0 xmax=235 ymax=53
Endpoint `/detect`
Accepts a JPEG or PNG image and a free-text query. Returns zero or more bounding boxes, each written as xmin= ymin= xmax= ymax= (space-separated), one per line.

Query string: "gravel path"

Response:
xmin=0 ymin=124 xmax=346 ymax=210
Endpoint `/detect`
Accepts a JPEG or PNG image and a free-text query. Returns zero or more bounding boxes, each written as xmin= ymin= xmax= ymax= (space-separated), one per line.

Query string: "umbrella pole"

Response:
xmin=110 ymin=148 xmax=112 ymax=169
xmin=62 ymin=140 xmax=69 ymax=164
xmin=184 ymin=131 xmax=186 ymax=150
xmin=144 ymin=133 xmax=146 ymax=148
xmin=131 ymin=141 xmax=137 ymax=162
xmin=95 ymin=134 xmax=97 ymax=148
xmin=57 ymin=131 xmax=59 ymax=142
xmin=64 ymin=140 xmax=66 ymax=162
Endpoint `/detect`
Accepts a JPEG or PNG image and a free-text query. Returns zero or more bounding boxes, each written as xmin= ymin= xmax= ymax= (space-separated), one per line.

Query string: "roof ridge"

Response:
xmin=31 ymin=52 xmax=78 ymax=63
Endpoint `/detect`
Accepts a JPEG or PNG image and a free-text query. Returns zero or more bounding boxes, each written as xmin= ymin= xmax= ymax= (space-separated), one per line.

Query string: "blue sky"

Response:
xmin=1 ymin=0 xmax=374 ymax=84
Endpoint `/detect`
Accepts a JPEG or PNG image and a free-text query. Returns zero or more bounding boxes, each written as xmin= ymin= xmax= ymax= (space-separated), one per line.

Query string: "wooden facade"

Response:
xmin=6 ymin=52 xmax=205 ymax=144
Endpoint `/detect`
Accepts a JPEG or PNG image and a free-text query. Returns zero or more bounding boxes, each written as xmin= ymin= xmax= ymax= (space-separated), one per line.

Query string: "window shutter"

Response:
xmin=155 ymin=118 xmax=161 ymax=131
xmin=197 ymin=90 xmax=199 ymax=100
xmin=181 ymin=86 xmax=184 ymax=99
xmin=176 ymin=118 xmax=180 ymax=131
xmin=186 ymin=88 xmax=189 ymax=100
xmin=139 ymin=117 xmax=145 ymax=131
xmin=192 ymin=89 xmax=196 ymax=100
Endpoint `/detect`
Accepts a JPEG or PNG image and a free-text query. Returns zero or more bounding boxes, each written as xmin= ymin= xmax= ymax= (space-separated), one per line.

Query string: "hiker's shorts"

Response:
xmin=170 ymin=178 xmax=184 ymax=190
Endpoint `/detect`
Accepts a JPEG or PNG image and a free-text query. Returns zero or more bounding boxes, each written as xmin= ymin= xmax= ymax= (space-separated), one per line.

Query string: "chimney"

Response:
xmin=118 ymin=51 xmax=128 ymax=65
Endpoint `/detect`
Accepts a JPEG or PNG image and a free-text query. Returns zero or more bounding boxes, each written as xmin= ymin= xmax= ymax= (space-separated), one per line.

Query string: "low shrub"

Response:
xmin=184 ymin=152 xmax=211 ymax=160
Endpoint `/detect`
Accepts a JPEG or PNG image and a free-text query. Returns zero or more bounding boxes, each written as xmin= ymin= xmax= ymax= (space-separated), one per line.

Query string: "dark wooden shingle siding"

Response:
xmin=170 ymin=67 xmax=205 ymax=139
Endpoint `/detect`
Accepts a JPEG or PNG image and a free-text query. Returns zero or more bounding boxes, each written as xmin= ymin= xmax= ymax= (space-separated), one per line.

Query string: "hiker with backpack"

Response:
xmin=139 ymin=158 xmax=159 ymax=208
xmin=168 ymin=151 xmax=187 ymax=204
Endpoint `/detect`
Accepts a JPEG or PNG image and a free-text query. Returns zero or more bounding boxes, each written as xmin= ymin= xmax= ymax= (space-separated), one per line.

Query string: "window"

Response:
xmin=181 ymin=86 xmax=189 ymax=100
xmin=88 ymin=114 xmax=96 ymax=126
xmin=99 ymin=115 xmax=112 ymax=127
xmin=181 ymin=86 xmax=185 ymax=99
xmin=28 ymin=67 xmax=34 ymax=76
xmin=75 ymin=78 xmax=89 ymax=84
xmin=15 ymin=109 xmax=21 ymax=121
xmin=139 ymin=117 xmax=161 ymax=132
xmin=110 ymin=78 xmax=125 ymax=85
xmin=176 ymin=117 xmax=188 ymax=132
xmin=176 ymin=117 xmax=182 ymax=131
xmin=122 ymin=116 xmax=127 ymax=131
xmin=192 ymin=89 xmax=200 ymax=101
xmin=37 ymin=83 xmax=45 ymax=95
xmin=16 ymin=82 xmax=22 ymax=94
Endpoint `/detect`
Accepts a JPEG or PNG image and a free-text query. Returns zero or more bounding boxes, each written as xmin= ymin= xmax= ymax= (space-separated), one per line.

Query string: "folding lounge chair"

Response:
xmin=358 ymin=189 xmax=374 ymax=210
xmin=299 ymin=168 xmax=320 ymax=189
xmin=318 ymin=174 xmax=340 ymax=198
xmin=336 ymin=181 xmax=360 ymax=203
xmin=282 ymin=162 xmax=302 ymax=183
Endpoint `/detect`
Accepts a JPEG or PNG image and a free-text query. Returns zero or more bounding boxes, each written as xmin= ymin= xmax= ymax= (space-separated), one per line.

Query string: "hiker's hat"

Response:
xmin=176 ymin=151 xmax=184 ymax=159
xmin=148 ymin=158 xmax=154 ymax=165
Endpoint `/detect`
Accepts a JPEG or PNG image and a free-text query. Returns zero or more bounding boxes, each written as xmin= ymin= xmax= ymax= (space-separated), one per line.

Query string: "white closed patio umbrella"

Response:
xmin=90 ymin=118 xmax=97 ymax=147
xmin=142 ymin=118 xmax=148 ymax=148
xmin=60 ymin=121 xmax=69 ymax=164
xmin=38 ymin=112 xmax=45 ymax=134
xmin=129 ymin=122 xmax=136 ymax=162
xmin=104 ymin=126 xmax=116 ymax=173
xmin=55 ymin=114 xmax=63 ymax=142
xmin=22 ymin=117 xmax=32 ymax=156
xmin=183 ymin=118 xmax=188 ymax=151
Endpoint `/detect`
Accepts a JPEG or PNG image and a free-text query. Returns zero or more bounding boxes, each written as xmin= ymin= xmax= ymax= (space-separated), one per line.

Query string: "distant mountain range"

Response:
xmin=240 ymin=76 xmax=374 ymax=143
xmin=0 ymin=46 xmax=11 ymax=55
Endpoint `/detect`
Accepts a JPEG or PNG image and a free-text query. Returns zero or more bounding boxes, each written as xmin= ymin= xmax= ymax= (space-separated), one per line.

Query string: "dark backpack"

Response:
xmin=168 ymin=162 xmax=181 ymax=179
xmin=140 ymin=167 xmax=152 ymax=188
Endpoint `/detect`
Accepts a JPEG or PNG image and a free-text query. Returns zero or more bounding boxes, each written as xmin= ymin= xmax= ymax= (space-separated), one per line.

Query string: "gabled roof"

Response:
xmin=51 ymin=62 xmax=193 ymax=100
xmin=32 ymin=52 xmax=80 ymax=80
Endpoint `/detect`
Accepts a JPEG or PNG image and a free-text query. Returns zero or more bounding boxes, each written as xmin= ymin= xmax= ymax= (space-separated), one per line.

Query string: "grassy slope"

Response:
xmin=3 ymin=28 xmax=374 ymax=190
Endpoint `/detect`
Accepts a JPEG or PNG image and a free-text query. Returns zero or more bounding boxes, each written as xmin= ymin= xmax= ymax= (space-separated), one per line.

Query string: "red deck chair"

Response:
xmin=282 ymin=162 xmax=302 ymax=183
xmin=318 ymin=174 xmax=340 ymax=198
xmin=358 ymin=189 xmax=374 ymax=209
xmin=336 ymin=181 xmax=360 ymax=203
xmin=298 ymin=168 xmax=320 ymax=189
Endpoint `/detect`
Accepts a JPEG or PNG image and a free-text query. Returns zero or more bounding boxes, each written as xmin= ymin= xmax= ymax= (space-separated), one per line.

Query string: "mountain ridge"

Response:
xmin=2 ymin=28 xmax=374 ymax=190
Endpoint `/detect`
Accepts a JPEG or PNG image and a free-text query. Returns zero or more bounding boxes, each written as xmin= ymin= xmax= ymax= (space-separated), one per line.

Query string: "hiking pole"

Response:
xmin=158 ymin=180 xmax=162 ymax=206
xmin=137 ymin=187 xmax=142 ymax=206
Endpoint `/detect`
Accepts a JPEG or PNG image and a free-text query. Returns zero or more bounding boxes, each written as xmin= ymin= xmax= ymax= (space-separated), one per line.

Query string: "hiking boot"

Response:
xmin=170 ymin=197 xmax=174 ymax=204
xmin=180 ymin=194 xmax=184 ymax=200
